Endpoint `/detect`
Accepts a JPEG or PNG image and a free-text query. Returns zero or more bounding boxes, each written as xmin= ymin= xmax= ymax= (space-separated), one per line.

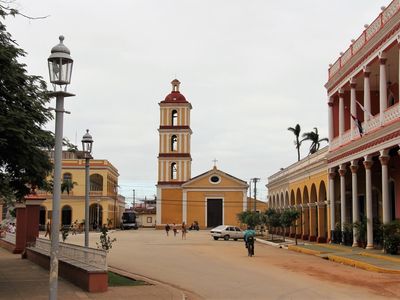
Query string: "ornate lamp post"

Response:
xmin=47 ymin=35 xmax=74 ymax=300
xmin=82 ymin=130 xmax=93 ymax=247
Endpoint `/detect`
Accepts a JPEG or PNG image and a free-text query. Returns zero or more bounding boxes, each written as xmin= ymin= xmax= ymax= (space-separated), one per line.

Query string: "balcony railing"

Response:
xmin=330 ymin=104 xmax=400 ymax=150
xmin=328 ymin=0 xmax=400 ymax=79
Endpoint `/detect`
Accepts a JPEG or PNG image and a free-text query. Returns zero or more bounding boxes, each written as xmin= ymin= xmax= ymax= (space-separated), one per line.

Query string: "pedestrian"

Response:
xmin=45 ymin=220 xmax=51 ymax=239
xmin=172 ymin=223 xmax=177 ymax=237
xmin=181 ymin=222 xmax=187 ymax=240
xmin=244 ymin=226 xmax=256 ymax=257
xmin=165 ymin=223 xmax=171 ymax=236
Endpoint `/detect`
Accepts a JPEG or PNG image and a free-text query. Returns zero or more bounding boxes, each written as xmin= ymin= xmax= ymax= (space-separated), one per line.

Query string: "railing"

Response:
xmin=2 ymin=232 xmax=16 ymax=244
xmin=89 ymin=191 xmax=103 ymax=196
xmin=330 ymin=104 xmax=400 ymax=150
xmin=34 ymin=238 xmax=107 ymax=271
xmin=328 ymin=0 xmax=400 ymax=79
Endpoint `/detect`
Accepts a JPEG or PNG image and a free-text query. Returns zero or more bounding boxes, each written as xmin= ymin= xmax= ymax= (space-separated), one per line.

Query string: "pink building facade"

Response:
xmin=326 ymin=1 xmax=400 ymax=248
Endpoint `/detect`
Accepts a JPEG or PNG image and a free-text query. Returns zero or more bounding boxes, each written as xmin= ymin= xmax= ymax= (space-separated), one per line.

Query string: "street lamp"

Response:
xmin=82 ymin=129 xmax=93 ymax=247
xmin=48 ymin=35 xmax=74 ymax=300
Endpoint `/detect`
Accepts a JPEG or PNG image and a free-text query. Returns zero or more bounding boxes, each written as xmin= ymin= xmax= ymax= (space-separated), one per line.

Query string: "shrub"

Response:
xmin=382 ymin=220 xmax=400 ymax=255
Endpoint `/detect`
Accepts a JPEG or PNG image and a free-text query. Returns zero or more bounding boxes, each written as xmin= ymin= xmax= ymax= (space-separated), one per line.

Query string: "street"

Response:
xmin=65 ymin=229 xmax=400 ymax=300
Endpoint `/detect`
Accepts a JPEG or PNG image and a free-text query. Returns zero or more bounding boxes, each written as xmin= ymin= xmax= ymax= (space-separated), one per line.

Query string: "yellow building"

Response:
xmin=156 ymin=80 xmax=248 ymax=229
xmin=38 ymin=151 xmax=125 ymax=229
xmin=267 ymin=147 xmax=329 ymax=242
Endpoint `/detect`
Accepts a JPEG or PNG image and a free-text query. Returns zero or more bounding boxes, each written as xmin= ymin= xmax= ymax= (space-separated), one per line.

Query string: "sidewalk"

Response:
xmin=286 ymin=242 xmax=400 ymax=274
xmin=0 ymin=247 xmax=184 ymax=300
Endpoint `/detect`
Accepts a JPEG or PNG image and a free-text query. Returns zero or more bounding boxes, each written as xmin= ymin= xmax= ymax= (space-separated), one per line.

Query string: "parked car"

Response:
xmin=210 ymin=225 xmax=244 ymax=241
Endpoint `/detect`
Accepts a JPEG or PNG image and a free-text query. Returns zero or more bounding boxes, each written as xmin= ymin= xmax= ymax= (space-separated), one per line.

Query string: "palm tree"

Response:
xmin=301 ymin=127 xmax=328 ymax=155
xmin=61 ymin=179 xmax=77 ymax=195
xmin=287 ymin=124 xmax=302 ymax=161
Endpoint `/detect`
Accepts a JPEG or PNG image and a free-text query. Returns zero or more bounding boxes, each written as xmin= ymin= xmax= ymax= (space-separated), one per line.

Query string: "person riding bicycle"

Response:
xmin=244 ymin=226 xmax=256 ymax=257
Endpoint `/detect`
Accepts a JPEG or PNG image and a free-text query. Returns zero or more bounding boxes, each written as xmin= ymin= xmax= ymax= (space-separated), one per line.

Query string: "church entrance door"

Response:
xmin=207 ymin=199 xmax=222 ymax=228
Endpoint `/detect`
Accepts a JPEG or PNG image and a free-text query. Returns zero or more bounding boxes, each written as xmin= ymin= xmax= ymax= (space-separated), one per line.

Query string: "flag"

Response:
xmin=351 ymin=113 xmax=363 ymax=137
xmin=356 ymin=100 xmax=373 ymax=118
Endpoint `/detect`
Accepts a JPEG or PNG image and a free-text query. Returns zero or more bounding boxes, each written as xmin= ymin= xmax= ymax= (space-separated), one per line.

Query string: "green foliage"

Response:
xmin=280 ymin=210 xmax=300 ymax=244
xmin=287 ymin=124 xmax=302 ymax=161
xmin=265 ymin=209 xmax=282 ymax=241
xmin=353 ymin=216 xmax=367 ymax=247
xmin=97 ymin=226 xmax=116 ymax=252
xmin=342 ymin=223 xmax=353 ymax=246
xmin=301 ymin=127 xmax=328 ymax=155
xmin=280 ymin=210 xmax=300 ymax=228
xmin=382 ymin=220 xmax=400 ymax=255
xmin=237 ymin=211 xmax=263 ymax=228
xmin=61 ymin=179 xmax=77 ymax=195
xmin=0 ymin=5 xmax=54 ymax=203
xmin=60 ymin=226 xmax=69 ymax=242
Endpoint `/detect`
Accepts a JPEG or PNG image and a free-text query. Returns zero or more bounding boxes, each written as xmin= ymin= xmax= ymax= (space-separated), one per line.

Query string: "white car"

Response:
xmin=210 ymin=225 xmax=244 ymax=241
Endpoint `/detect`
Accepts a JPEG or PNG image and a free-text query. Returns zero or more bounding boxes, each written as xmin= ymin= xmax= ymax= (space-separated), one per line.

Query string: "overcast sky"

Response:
xmin=5 ymin=0 xmax=388 ymax=202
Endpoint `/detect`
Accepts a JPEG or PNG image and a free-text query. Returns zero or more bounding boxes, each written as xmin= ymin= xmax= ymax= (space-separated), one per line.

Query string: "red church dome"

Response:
xmin=161 ymin=79 xmax=189 ymax=103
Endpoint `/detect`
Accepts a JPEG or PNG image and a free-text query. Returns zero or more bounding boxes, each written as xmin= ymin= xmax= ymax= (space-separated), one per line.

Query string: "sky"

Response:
xmin=5 ymin=0 xmax=389 ymax=203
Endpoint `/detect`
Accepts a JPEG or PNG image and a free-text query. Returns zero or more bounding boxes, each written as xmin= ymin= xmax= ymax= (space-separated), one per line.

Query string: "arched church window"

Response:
xmin=171 ymin=162 xmax=178 ymax=180
xmin=172 ymin=110 xmax=178 ymax=126
xmin=171 ymin=135 xmax=178 ymax=151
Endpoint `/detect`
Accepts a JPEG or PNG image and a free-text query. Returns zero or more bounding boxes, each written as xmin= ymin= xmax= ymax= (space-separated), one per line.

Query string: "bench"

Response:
xmin=26 ymin=238 xmax=108 ymax=292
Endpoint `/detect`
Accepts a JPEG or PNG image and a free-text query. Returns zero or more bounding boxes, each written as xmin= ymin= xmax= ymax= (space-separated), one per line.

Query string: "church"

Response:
xmin=156 ymin=79 xmax=249 ymax=229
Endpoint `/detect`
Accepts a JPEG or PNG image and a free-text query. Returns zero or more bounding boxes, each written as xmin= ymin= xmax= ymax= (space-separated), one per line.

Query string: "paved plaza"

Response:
xmin=64 ymin=229 xmax=400 ymax=299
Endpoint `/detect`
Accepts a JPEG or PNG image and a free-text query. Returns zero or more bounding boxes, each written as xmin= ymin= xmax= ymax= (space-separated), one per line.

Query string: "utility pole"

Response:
xmin=251 ymin=178 xmax=260 ymax=212
xmin=132 ymin=189 xmax=135 ymax=209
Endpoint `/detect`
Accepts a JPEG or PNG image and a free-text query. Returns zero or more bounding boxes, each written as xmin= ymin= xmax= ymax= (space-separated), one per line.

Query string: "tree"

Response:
xmin=280 ymin=210 xmax=300 ymax=244
xmin=237 ymin=211 xmax=263 ymax=229
xmin=301 ymin=127 xmax=328 ymax=155
xmin=264 ymin=209 xmax=281 ymax=241
xmin=287 ymin=124 xmax=302 ymax=161
xmin=0 ymin=5 xmax=54 ymax=203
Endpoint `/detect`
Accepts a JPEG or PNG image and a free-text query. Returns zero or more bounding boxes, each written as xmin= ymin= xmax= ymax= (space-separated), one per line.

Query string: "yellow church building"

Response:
xmin=156 ymin=79 xmax=249 ymax=229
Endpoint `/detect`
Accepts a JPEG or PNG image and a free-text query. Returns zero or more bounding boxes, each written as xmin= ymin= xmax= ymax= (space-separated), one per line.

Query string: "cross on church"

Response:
xmin=212 ymin=158 xmax=218 ymax=167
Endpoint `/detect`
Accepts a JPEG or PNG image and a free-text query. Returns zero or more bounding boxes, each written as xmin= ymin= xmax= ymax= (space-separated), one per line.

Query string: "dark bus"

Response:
xmin=120 ymin=211 xmax=138 ymax=230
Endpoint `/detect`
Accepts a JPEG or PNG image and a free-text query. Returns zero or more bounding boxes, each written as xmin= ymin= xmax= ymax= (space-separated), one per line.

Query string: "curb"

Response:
xmin=256 ymin=238 xmax=288 ymax=248
xmin=360 ymin=251 xmax=400 ymax=263
xmin=287 ymin=245 xmax=325 ymax=255
xmin=109 ymin=266 xmax=194 ymax=300
xmin=327 ymin=254 xmax=400 ymax=274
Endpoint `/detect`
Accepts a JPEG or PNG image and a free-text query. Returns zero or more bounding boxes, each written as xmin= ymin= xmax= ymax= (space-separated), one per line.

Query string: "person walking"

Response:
xmin=244 ymin=226 xmax=256 ymax=257
xmin=165 ymin=223 xmax=171 ymax=236
xmin=172 ymin=223 xmax=177 ymax=237
xmin=181 ymin=222 xmax=187 ymax=240
xmin=45 ymin=220 xmax=51 ymax=239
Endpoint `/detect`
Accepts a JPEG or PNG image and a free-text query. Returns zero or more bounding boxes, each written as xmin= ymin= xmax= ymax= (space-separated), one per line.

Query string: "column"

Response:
xmin=309 ymin=203 xmax=317 ymax=242
xmin=339 ymin=164 xmax=347 ymax=243
xmin=328 ymin=97 xmax=334 ymax=148
xmin=350 ymin=160 xmax=359 ymax=247
xmin=182 ymin=190 xmax=187 ymax=223
xmin=329 ymin=168 xmax=336 ymax=242
xmin=302 ymin=204 xmax=309 ymax=240
xmin=380 ymin=149 xmax=390 ymax=224
xmin=350 ymin=78 xmax=357 ymax=139
xmin=317 ymin=202 xmax=327 ymax=243
xmin=363 ymin=156 xmax=374 ymax=249
xmin=339 ymin=89 xmax=345 ymax=145
xmin=379 ymin=52 xmax=387 ymax=125
xmin=363 ymin=66 xmax=371 ymax=133
xmin=296 ymin=205 xmax=302 ymax=238
xmin=156 ymin=187 xmax=162 ymax=226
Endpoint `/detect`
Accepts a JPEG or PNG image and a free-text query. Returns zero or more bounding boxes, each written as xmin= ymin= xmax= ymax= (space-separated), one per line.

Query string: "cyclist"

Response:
xmin=244 ymin=226 xmax=256 ymax=257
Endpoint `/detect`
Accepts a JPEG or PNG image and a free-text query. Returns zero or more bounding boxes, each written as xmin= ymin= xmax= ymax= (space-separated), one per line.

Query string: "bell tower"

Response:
xmin=157 ymin=79 xmax=192 ymax=185
xmin=156 ymin=79 xmax=192 ymax=226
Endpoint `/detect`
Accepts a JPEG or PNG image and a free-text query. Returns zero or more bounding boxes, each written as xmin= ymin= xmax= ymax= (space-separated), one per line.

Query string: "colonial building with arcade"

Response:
xmin=268 ymin=1 xmax=400 ymax=248
xmin=326 ymin=1 xmax=400 ymax=248
xmin=156 ymin=79 xmax=249 ymax=229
